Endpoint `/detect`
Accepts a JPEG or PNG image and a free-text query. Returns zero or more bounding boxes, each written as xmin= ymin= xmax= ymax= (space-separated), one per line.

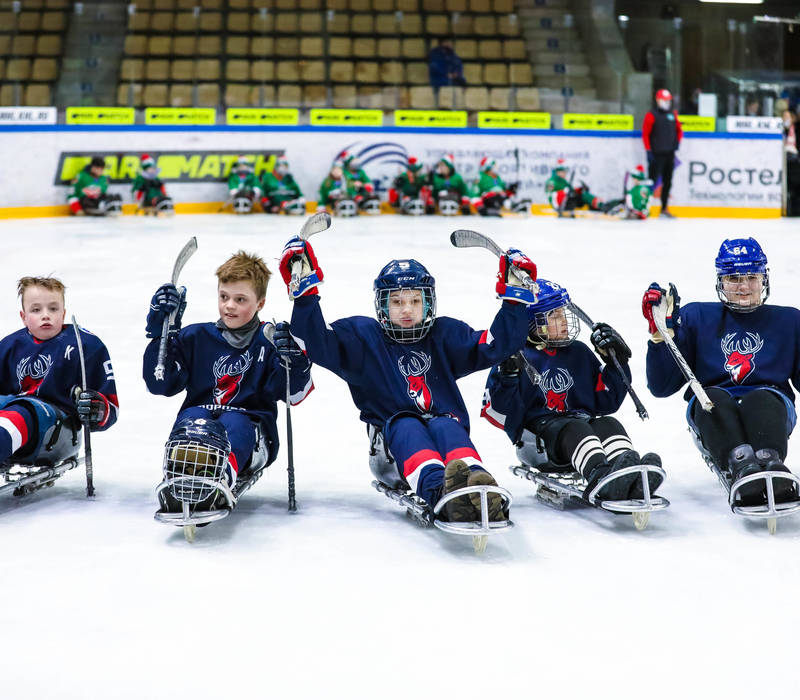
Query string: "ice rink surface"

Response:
xmin=1 ymin=212 xmax=799 ymax=699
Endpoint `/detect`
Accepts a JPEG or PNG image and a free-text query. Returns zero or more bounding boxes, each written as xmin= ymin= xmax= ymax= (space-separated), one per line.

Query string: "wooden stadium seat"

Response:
xmin=228 ymin=0 xmax=249 ymax=6
xmin=469 ymin=0 xmax=490 ymax=10
xmin=489 ymin=87 xmax=510 ymax=110
xmin=251 ymin=12 xmax=274 ymax=33
xmin=0 ymin=59 xmax=4 ymax=80
xmin=349 ymin=0 xmax=371 ymax=10
xmin=498 ymin=15 xmax=520 ymax=37
xmin=327 ymin=13 xmax=350 ymax=34
xmin=173 ymin=36 xmax=197 ymax=56
xmin=351 ymin=14 xmax=374 ymax=34
xmin=510 ymin=63 xmax=533 ymax=85
xmin=120 ymin=58 xmax=145 ymax=82
xmin=277 ymin=60 xmax=301 ymax=82
xmin=355 ymin=61 xmax=379 ymax=83
xmin=128 ymin=11 xmax=150 ymax=31
xmin=226 ymin=36 xmax=250 ymax=56
xmin=196 ymin=35 xmax=222 ymax=56
xmin=225 ymin=83 xmax=250 ymax=107
xmin=0 ymin=85 xmax=18 ymax=107
xmin=375 ymin=14 xmax=397 ymax=35
xmin=451 ymin=14 xmax=473 ymax=35
xmin=446 ymin=0 xmax=467 ymax=10
xmin=150 ymin=11 xmax=174 ymax=32
xmin=463 ymin=86 xmax=489 ymax=110
xmin=301 ymin=60 xmax=326 ymax=82
xmin=300 ymin=0 xmax=323 ymax=7
xmin=196 ymin=83 xmax=219 ymax=107
xmin=326 ymin=0 xmax=348 ymax=9
xmin=225 ymin=59 xmax=250 ymax=82
xmin=353 ymin=38 xmax=376 ymax=58
xmin=251 ymin=60 xmax=274 ymax=81
xmin=409 ymin=86 xmax=435 ymax=109
xmin=143 ymin=83 xmax=168 ymax=106
xmin=171 ymin=59 xmax=195 ymax=81
xmin=41 ymin=11 xmax=65 ymax=31
xmin=31 ymin=57 xmax=57 ymax=81
xmin=169 ymin=84 xmax=193 ymax=107
xmin=437 ymin=86 xmax=464 ymax=109
xmin=124 ymin=35 xmax=148 ymax=56
xmin=329 ymin=60 xmax=354 ymax=82
xmin=35 ymin=34 xmax=61 ymax=57
xmin=201 ymin=0 xmax=223 ymax=8
xmin=250 ymin=37 xmax=274 ymax=56
xmin=0 ymin=13 xmax=13 ymax=35
xmin=462 ymin=62 xmax=482 ymax=84
xmin=493 ymin=0 xmax=514 ymax=11
xmin=145 ymin=59 xmax=170 ymax=81
xmin=406 ymin=62 xmax=428 ymax=84
xmin=425 ymin=0 xmax=445 ymax=9
xmin=250 ymin=83 xmax=276 ymax=106
xmin=303 ymin=84 xmax=328 ymax=108
xmin=174 ymin=12 xmax=198 ymax=32
xmin=117 ymin=83 xmax=143 ymax=107
xmin=7 ymin=59 xmax=32 ymax=81
xmin=397 ymin=0 xmax=419 ymax=10
xmin=503 ymin=39 xmax=526 ymax=60
xmin=176 ymin=0 xmax=197 ymax=8
xmin=381 ymin=86 xmax=409 ymax=109
xmin=196 ymin=58 xmax=220 ymax=81
xmin=132 ymin=0 xmax=155 ymax=7
xmin=45 ymin=0 xmax=70 ymax=6
xmin=373 ymin=0 xmax=394 ymax=10
xmin=332 ymin=85 xmax=357 ymax=108
xmin=300 ymin=37 xmax=324 ymax=57
xmin=227 ymin=12 xmax=249 ymax=32
xmin=253 ymin=0 xmax=272 ymax=8
xmin=200 ymin=12 xmax=223 ymax=32
xmin=473 ymin=15 xmax=497 ymax=36
xmin=357 ymin=86 xmax=382 ymax=109
xmin=300 ymin=13 xmax=323 ymax=33
xmin=514 ymin=87 xmax=540 ymax=110
xmin=400 ymin=14 xmax=423 ymax=34
xmin=328 ymin=37 xmax=352 ymax=58
xmin=455 ymin=40 xmax=477 ymax=59
xmin=148 ymin=36 xmax=173 ymax=56
xmin=25 ymin=83 xmax=51 ymax=106
xmin=402 ymin=38 xmax=425 ymax=59
xmin=276 ymin=13 xmax=298 ymax=33
xmin=377 ymin=38 xmax=400 ymax=58
xmin=425 ymin=15 xmax=448 ymax=36
xmin=18 ymin=12 xmax=41 ymax=32
xmin=479 ymin=40 xmax=502 ymax=60
xmin=276 ymin=37 xmax=300 ymax=55
xmin=277 ymin=84 xmax=302 ymax=107
xmin=12 ymin=36 xmax=36 ymax=56
xmin=380 ymin=60 xmax=404 ymax=84
xmin=484 ymin=63 xmax=508 ymax=85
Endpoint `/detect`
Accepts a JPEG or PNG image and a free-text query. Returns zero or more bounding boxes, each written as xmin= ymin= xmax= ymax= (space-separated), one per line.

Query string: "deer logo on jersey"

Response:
xmin=539 ymin=368 xmax=574 ymax=413
xmin=16 ymin=355 xmax=53 ymax=396
xmin=212 ymin=351 xmax=252 ymax=405
xmin=398 ymin=351 xmax=433 ymax=413
xmin=721 ymin=332 xmax=764 ymax=384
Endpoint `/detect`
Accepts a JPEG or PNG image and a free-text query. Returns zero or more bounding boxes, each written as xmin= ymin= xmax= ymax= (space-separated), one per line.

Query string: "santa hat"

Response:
xmin=480 ymin=157 xmax=496 ymax=173
xmin=439 ymin=153 xmax=456 ymax=171
xmin=631 ymin=164 xmax=646 ymax=180
xmin=141 ymin=154 xmax=156 ymax=169
xmin=407 ymin=156 xmax=423 ymax=173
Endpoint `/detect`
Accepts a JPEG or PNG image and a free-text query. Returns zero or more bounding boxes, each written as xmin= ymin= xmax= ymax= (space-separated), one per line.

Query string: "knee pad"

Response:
xmin=4 ymin=397 xmax=79 ymax=465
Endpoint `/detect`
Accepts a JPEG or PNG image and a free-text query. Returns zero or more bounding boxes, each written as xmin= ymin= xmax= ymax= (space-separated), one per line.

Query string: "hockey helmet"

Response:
xmin=234 ymin=156 xmax=254 ymax=174
xmin=655 ymin=88 xmax=673 ymax=110
xmin=526 ymin=279 xmax=579 ymax=347
xmin=374 ymin=259 xmax=436 ymax=343
xmin=141 ymin=154 xmax=156 ymax=170
xmin=715 ymin=237 xmax=769 ymax=312
xmin=343 ymin=153 xmax=360 ymax=172
xmin=274 ymin=156 xmax=289 ymax=176
xmin=437 ymin=154 xmax=456 ymax=175
xmin=406 ymin=156 xmax=423 ymax=174
xmin=164 ymin=417 xmax=231 ymax=504
xmin=480 ymin=157 xmax=497 ymax=173
xmin=553 ymin=158 xmax=568 ymax=177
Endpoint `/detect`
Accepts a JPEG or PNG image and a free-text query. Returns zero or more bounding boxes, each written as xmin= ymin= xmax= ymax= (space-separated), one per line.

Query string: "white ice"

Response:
xmin=1 ymin=212 xmax=798 ymax=699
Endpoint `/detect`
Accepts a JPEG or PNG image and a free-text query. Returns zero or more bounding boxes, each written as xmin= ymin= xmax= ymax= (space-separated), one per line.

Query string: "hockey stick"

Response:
xmin=289 ymin=211 xmax=332 ymax=294
xmin=154 ymin=237 xmax=198 ymax=381
xmin=569 ymin=303 xmax=649 ymax=420
xmin=557 ymin=167 xmax=576 ymax=217
xmin=651 ymin=299 xmax=714 ymax=413
xmin=71 ymin=316 xmax=94 ymax=497
xmin=263 ymin=322 xmax=297 ymax=512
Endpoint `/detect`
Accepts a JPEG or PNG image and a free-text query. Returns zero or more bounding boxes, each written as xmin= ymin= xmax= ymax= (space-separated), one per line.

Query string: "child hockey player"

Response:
xmin=143 ymin=251 xmax=313 ymax=514
xmin=131 ymin=154 xmax=173 ymax=215
xmin=318 ymin=161 xmax=357 ymax=216
xmin=643 ymin=237 xmax=800 ymax=507
xmin=260 ymin=156 xmax=305 ymax=215
xmin=545 ymin=159 xmax=621 ymax=216
xmin=342 ymin=153 xmax=380 ymax=214
xmin=429 ymin=154 xmax=471 ymax=215
xmin=624 ymin=165 xmax=653 ymax=220
xmin=68 ymin=156 xmax=122 ymax=216
xmin=482 ymin=279 xmax=663 ymax=501
xmin=472 ymin=157 xmax=528 ymax=217
xmin=388 ymin=156 xmax=429 ymax=215
xmin=279 ymin=236 xmax=537 ymax=523
xmin=227 ymin=157 xmax=263 ymax=214
xmin=0 ymin=277 xmax=118 ymax=467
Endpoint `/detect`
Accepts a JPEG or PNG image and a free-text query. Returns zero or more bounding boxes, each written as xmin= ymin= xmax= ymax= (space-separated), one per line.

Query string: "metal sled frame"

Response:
xmin=510 ymin=463 xmax=669 ymax=531
xmin=0 ymin=456 xmax=84 ymax=498
xmin=372 ymin=479 xmax=513 ymax=553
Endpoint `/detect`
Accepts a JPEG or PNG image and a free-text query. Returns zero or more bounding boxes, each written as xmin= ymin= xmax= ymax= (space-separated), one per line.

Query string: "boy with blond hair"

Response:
xmin=143 ymin=251 xmax=312 ymax=505
xmin=0 ymin=276 xmax=118 ymax=466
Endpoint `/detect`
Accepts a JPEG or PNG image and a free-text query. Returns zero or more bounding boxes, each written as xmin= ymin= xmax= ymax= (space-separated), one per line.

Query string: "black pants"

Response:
xmin=648 ymin=152 xmax=675 ymax=211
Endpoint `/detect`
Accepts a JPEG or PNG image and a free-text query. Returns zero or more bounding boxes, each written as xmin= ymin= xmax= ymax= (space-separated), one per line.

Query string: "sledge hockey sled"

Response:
xmin=334 ymin=199 xmax=358 ymax=217
xmin=401 ymin=198 xmax=426 ymax=216
xmin=509 ymin=431 xmax=669 ymax=530
xmin=154 ymin=424 xmax=269 ymax=542
xmin=437 ymin=199 xmax=460 ymax=216
xmin=690 ymin=429 xmax=800 ymax=534
xmin=368 ymin=425 xmax=513 ymax=553
xmin=359 ymin=198 xmax=381 ymax=215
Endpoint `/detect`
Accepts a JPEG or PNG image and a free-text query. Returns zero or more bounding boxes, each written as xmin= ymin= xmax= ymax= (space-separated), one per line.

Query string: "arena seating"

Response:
xmin=117 ymin=0 xmax=539 ymax=111
xmin=0 ymin=0 xmax=70 ymax=107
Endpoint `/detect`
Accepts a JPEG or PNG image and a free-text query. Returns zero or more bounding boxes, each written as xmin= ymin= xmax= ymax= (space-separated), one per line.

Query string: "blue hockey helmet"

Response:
xmin=714 ymin=237 xmax=769 ymax=312
xmin=525 ymin=279 xmax=579 ymax=347
xmin=164 ymin=417 xmax=231 ymax=503
xmin=374 ymin=259 xmax=436 ymax=343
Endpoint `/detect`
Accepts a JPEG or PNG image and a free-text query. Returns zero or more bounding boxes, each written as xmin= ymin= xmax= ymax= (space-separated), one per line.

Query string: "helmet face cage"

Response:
xmin=375 ymin=287 xmax=436 ymax=343
xmin=716 ymin=272 xmax=769 ymax=312
xmin=163 ymin=438 xmax=230 ymax=504
xmin=528 ymin=303 xmax=580 ymax=347
xmin=715 ymin=238 xmax=770 ymax=312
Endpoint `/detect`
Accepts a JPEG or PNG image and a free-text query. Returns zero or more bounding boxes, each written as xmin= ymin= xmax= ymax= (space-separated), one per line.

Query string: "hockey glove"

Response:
xmin=274 ymin=322 xmax=305 ymax=359
xmin=498 ymin=355 xmax=522 ymax=381
xmin=279 ymin=237 xmax=324 ymax=300
xmin=496 ymin=248 xmax=538 ymax=305
xmin=590 ymin=323 xmax=632 ymax=364
xmin=72 ymin=387 xmax=110 ymax=428
xmin=146 ymin=284 xmax=187 ymax=339
xmin=641 ymin=282 xmax=680 ymax=343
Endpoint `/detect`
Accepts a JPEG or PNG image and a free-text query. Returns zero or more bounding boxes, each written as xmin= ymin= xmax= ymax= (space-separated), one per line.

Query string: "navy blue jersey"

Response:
xmin=482 ymin=340 xmax=629 ymax=443
xmin=290 ymin=295 xmax=528 ymax=430
xmin=646 ymin=301 xmax=800 ymax=402
xmin=143 ymin=322 xmax=313 ymax=439
xmin=0 ymin=325 xmax=118 ymax=430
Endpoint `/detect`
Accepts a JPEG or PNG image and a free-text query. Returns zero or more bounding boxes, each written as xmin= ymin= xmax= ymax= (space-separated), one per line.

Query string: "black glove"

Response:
xmin=146 ymin=283 xmax=186 ymax=338
xmin=273 ymin=322 xmax=309 ymax=372
xmin=73 ymin=387 xmax=109 ymax=428
xmin=590 ymin=323 xmax=632 ymax=364
xmin=498 ymin=355 xmax=521 ymax=379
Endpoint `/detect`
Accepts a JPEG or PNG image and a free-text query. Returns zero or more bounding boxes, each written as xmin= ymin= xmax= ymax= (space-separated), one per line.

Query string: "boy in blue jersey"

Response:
xmin=482 ymin=279 xmax=662 ymax=500
xmin=0 ymin=277 xmax=118 ymax=465
xmin=278 ymin=236 xmax=537 ymax=522
xmin=643 ymin=237 xmax=800 ymax=505
xmin=143 ymin=251 xmax=313 ymax=494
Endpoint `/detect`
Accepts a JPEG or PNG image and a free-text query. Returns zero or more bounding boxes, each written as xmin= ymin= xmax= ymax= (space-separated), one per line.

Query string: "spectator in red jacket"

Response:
xmin=642 ymin=88 xmax=683 ymax=218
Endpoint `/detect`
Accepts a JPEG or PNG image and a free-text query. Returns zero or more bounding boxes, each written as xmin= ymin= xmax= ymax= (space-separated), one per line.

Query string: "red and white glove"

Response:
xmin=496 ymin=248 xmax=538 ymax=305
xmin=279 ymin=237 xmax=324 ymax=300
xmin=641 ymin=282 xmax=680 ymax=342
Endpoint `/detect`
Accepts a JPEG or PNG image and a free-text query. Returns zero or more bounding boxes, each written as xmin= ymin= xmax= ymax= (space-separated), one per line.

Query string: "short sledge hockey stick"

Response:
xmin=569 ymin=302 xmax=649 ymax=420
xmin=71 ymin=315 xmax=94 ymax=497
xmin=154 ymin=237 xmax=198 ymax=381
xmin=289 ymin=211 xmax=332 ymax=295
